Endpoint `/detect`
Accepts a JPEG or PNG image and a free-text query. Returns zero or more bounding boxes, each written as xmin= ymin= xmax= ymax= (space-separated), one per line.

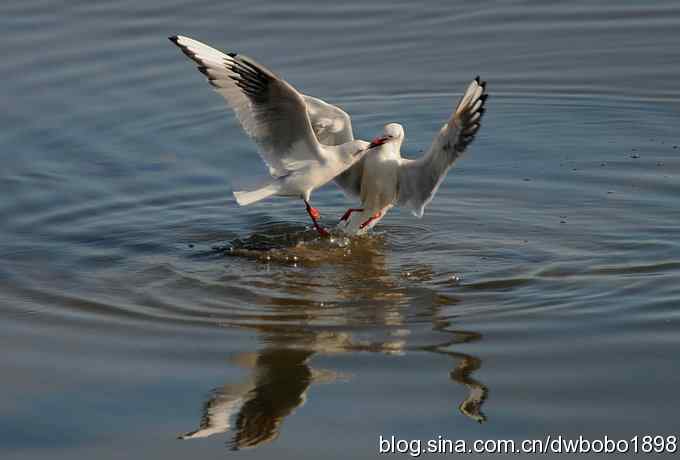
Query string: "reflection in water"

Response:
xmin=181 ymin=225 xmax=488 ymax=449
xmin=179 ymin=348 xmax=344 ymax=449
xmin=451 ymin=355 xmax=488 ymax=424
xmin=422 ymin=323 xmax=488 ymax=425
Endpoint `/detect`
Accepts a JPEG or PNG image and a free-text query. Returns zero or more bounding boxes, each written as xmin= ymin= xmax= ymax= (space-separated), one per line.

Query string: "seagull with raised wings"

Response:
xmin=169 ymin=36 xmax=487 ymax=236
xmin=169 ymin=35 xmax=369 ymax=236
xmin=335 ymin=78 xmax=487 ymax=234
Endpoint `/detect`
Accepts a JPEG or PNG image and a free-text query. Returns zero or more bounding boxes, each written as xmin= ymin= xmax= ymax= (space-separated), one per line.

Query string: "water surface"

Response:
xmin=2 ymin=0 xmax=680 ymax=458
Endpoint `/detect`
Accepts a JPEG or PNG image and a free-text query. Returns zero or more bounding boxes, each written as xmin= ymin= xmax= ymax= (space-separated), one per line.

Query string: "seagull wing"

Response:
xmin=170 ymin=35 xmax=323 ymax=177
xmin=303 ymin=95 xmax=354 ymax=145
xmin=397 ymin=77 xmax=488 ymax=216
xmin=301 ymin=95 xmax=365 ymax=199
xmin=333 ymin=159 xmax=365 ymax=200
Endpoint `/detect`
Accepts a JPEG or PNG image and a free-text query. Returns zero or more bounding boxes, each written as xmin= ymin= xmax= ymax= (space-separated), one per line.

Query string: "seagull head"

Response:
xmin=369 ymin=123 xmax=405 ymax=149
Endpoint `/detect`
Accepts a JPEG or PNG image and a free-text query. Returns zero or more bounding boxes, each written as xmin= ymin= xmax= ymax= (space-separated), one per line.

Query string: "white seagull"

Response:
xmin=169 ymin=35 xmax=369 ymax=236
xmin=333 ymin=77 xmax=488 ymax=234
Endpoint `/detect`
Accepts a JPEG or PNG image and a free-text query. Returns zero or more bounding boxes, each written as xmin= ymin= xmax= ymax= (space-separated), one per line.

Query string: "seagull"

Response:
xmin=333 ymin=77 xmax=488 ymax=234
xmin=169 ymin=35 xmax=369 ymax=236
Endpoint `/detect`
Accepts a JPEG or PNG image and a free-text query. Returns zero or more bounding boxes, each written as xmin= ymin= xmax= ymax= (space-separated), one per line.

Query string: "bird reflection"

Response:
xmin=180 ymin=348 xmax=340 ymax=449
xmin=182 ymin=224 xmax=489 ymax=449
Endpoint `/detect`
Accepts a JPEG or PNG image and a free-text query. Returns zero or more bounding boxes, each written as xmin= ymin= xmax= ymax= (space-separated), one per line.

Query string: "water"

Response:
xmin=2 ymin=0 xmax=680 ymax=457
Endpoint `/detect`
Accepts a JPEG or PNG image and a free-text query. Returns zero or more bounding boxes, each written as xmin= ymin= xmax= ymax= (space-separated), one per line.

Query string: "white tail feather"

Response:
xmin=233 ymin=182 xmax=280 ymax=206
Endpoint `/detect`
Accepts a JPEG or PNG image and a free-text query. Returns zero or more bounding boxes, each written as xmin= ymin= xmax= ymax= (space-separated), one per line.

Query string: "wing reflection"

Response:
xmin=180 ymin=348 xmax=347 ymax=449
xmin=420 ymin=325 xmax=488 ymax=424
xmin=452 ymin=355 xmax=488 ymax=424
xmin=229 ymin=348 xmax=312 ymax=449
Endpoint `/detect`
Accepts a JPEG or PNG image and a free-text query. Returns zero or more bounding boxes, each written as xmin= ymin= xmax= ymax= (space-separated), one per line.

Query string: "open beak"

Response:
xmin=368 ymin=136 xmax=388 ymax=149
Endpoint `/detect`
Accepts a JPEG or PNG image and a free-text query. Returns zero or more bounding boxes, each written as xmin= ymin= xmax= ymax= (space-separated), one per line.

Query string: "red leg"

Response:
xmin=304 ymin=200 xmax=330 ymax=237
xmin=359 ymin=211 xmax=382 ymax=230
xmin=339 ymin=208 xmax=364 ymax=222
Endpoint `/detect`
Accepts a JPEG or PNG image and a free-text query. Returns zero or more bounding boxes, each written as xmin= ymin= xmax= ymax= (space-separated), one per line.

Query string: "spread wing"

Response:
xmin=301 ymin=95 xmax=365 ymax=199
xmin=397 ymin=77 xmax=488 ymax=217
xmin=170 ymin=35 xmax=323 ymax=177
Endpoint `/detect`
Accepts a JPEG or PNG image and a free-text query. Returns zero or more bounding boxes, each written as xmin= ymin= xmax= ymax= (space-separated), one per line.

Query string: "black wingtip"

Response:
xmin=475 ymin=75 xmax=480 ymax=83
xmin=168 ymin=35 xmax=179 ymax=44
xmin=227 ymin=52 xmax=237 ymax=58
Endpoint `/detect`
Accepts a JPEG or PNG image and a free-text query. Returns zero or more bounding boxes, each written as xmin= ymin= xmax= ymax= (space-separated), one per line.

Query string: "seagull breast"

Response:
xmin=359 ymin=144 xmax=400 ymax=213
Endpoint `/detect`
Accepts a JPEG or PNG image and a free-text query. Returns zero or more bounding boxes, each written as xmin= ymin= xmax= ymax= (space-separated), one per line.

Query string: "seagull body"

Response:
xmin=336 ymin=78 xmax=488 ymax=234
xmin=349 ymin=125 xmax=402 ymax=231
xmin=169 ymin=35 xmax=368 ymax=235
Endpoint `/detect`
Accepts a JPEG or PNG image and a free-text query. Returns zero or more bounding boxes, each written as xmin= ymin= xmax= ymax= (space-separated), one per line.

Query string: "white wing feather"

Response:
xmin=397 ymin=77 xmax=488 ymax=217
xmin=301 ymin=95 xmax=365 ymax=199
xmin=170 ymin=35 xmax=323 ymax=177
xmin=304 ymin=96 xmax=354 ymax=145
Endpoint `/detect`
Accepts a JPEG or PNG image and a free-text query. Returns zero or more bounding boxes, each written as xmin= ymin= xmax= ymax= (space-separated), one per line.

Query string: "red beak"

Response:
xmin=369 ymin=136 xmax=388 ymax=149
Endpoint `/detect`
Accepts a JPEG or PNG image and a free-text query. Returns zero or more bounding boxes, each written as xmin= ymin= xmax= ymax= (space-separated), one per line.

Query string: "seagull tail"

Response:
xmin=233 ymin=182 xmax=280 ymax=206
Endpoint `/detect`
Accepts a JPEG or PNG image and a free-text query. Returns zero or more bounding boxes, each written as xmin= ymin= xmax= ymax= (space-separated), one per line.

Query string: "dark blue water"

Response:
xmin=2 ymin=0 xmax=680 ymax=458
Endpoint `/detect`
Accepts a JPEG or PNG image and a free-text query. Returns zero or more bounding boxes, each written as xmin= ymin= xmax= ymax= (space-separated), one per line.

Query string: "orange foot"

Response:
xmin=359 ymin=211 xmax=382 ymax=229
xmin=308 ymin=206 xmax=321 ymax=220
